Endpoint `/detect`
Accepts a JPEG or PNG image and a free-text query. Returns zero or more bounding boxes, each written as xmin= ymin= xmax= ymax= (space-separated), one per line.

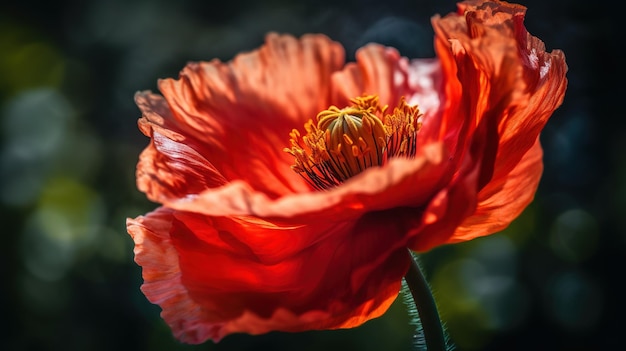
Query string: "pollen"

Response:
xmin=284 ymin=95 xmax=422 ymax=190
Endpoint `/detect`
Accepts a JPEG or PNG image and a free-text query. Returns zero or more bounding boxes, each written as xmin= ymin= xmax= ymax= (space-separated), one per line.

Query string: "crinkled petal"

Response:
xmin=135 ymin=92 xmax=228 ymax=202
xmin=408 ymin=163 xmax=480 ymax=252
xmin=452 ymin=0 xmax=567 ymax=184
xmin=127 ymin=207 xmax=412 ymax=343
xmin=449 ymin=138 xmax=543 ymax=242
xmin=164 ymin=143 xmax=451 ymax=222
xmin=330 ymin=44 xmax=444 ymax=120
xmin=407 ymin=124 xmax=483 ymax=251
xmin=154 ymin=33 xmax=345 ymax=198
xmin=423 ymin=0 xmax=567 ymax=243
xmin=330 ymin=45 xmax=402 ymax=107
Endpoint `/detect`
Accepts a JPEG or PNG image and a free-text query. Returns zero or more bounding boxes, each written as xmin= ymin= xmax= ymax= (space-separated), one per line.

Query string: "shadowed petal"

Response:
xmin=407 ymin=133 xmax=482 ymax=252
xmin=407 ymin=170 xmax=479 ymax=252
xmin=127 ymin=207 xmax=413 ymax=343
xmin=449 ymin=138 xmax=543 ymax=242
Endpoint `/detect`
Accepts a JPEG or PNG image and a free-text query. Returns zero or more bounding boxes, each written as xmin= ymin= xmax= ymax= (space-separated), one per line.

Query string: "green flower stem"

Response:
xmin=403 ymin=249 xmax=446 ymax=351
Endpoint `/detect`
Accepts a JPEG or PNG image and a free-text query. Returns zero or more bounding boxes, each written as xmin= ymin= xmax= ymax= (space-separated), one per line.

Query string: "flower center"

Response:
xmin=285 ymin=95 xmax=422 ymax=190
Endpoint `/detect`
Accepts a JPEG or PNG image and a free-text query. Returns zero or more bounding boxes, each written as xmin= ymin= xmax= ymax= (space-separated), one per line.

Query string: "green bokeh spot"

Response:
xmin=0 ymin=21 xmax=65 ymax=94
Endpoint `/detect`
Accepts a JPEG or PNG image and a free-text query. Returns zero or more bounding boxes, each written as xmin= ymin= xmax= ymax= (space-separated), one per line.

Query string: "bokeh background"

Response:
xmin=1 ymin=0 xmax=622 ymax=350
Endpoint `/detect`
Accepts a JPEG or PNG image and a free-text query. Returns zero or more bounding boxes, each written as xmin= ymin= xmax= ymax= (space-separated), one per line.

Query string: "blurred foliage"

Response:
xmin=0 ymin=0 xmax=622 ymax=350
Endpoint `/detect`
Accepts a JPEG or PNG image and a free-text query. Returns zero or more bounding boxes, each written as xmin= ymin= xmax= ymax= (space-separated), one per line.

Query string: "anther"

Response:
xmin=285 ymin=95 xmax=422 ymax=190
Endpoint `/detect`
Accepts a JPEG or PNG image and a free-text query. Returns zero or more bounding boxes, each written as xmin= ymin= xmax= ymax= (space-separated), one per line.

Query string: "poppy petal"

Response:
xmin=127 ymin=207 xmax=411 ymax=343
xmin=164 ymin=143 xmax=450 ymax=222
xmin=407 ymin=133 xmax=483 ymax=251
xmin=407 ymin=166 xmax=480 ymax=252
xmin=135 ymin=92 xmax=228 ymax=202
xmin=331 ymin=45 xmax=402 ymax=107
xmin=155 ymin=33 xmax=345 ymax=198
xmin=425 ymin=0 xmax=567 ymax=243
xmin=449 ymin=138 xmax=543 ymax=242
xmin=433 ymin=0 xmax=567 ymax=180
xmin=330 ymin=44 xmax=444 ymax=119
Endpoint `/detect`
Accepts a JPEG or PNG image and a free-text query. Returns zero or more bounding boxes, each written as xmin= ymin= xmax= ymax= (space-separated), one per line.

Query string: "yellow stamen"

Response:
xmin=284 ymin=95 xmax=422 ymax=190
xmin=384 ymin=96 xmax=422 ymax=159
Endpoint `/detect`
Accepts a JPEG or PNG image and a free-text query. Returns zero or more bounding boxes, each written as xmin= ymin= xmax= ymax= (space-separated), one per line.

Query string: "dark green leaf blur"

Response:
xmin=1 ymin=0 xmax=621 ymax=350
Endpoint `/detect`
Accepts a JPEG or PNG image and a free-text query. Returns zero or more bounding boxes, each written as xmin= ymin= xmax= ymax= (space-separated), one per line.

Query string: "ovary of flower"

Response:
xmin=285 ymin=94 xmax=423 ymax=190
xmin=319 ymin=106 xmax=386 ymax=178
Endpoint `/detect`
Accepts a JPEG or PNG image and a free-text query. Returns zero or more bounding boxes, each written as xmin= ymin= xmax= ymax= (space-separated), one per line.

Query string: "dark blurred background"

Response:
xmin=0 ymin=0 xmax=622 ymax=350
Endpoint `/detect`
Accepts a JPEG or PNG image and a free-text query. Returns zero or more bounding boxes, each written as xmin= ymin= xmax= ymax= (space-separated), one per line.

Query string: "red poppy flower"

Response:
xmin=127 ymin=0 xmax=567 ymax=344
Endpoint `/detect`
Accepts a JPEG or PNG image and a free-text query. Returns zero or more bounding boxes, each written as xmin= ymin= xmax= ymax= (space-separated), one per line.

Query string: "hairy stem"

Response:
xmin=403 ymin=250 xmax=446 ymax=351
